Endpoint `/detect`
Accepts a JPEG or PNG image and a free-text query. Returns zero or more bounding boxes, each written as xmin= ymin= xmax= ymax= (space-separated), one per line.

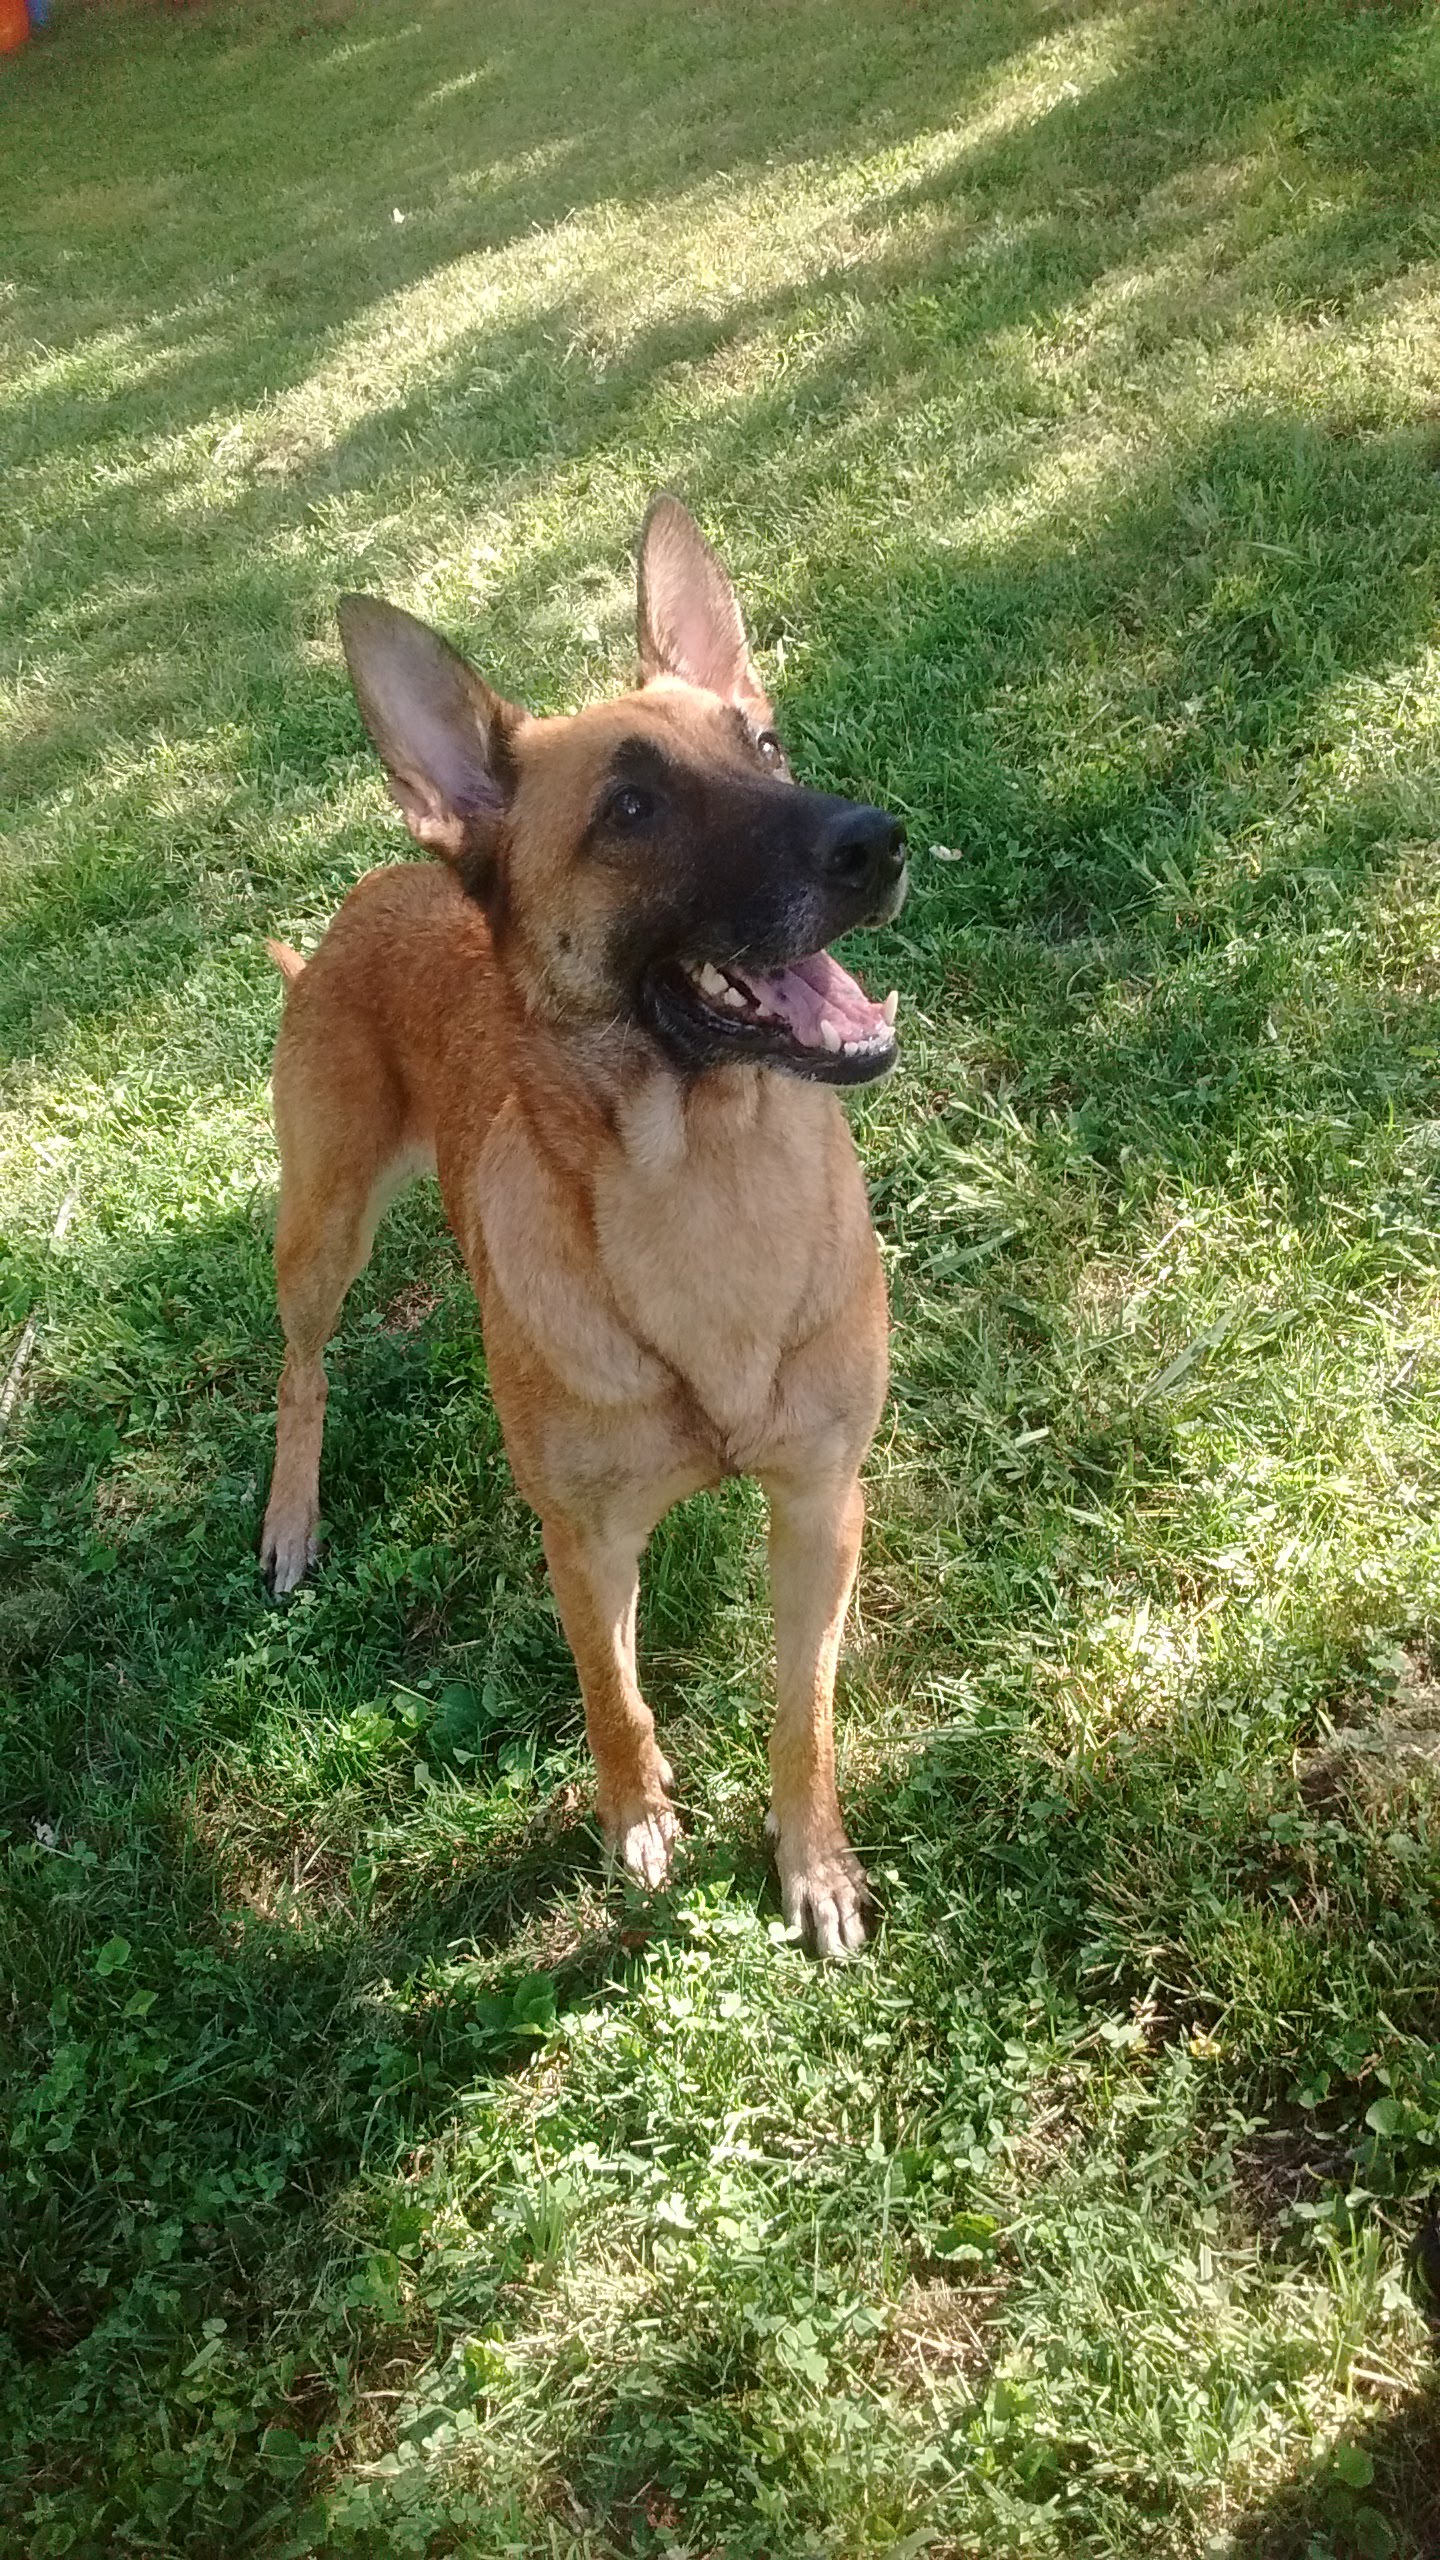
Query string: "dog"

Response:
xmin=259 ymin=497 xmax=906 ymax=1957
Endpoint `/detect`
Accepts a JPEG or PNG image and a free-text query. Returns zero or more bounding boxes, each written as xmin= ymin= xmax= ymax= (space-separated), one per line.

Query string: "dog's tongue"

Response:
xmin=733 ymin=950 xmax=892 ymax=1047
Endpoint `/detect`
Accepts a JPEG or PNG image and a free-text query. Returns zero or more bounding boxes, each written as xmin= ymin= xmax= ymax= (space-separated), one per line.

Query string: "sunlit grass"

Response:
xmin=3 ymin=0 xmax=1440 ymax=2552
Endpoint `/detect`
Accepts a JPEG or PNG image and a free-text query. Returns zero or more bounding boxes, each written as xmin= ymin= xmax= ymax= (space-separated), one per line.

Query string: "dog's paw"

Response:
xmin=771 ymin=1824 xmax=873 ymax=1960
xmin=600 ymin=1768 xmax=679 ymax=1890
xmin=618 ymin=1804 xmax=680 ymax=1889
xmin=260 ymin=1506 xmax=319 ymax=1598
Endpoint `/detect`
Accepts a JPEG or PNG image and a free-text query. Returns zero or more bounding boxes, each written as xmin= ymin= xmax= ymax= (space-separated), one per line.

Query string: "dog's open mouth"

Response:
xmin=646 ymin=947 xmax=899 ymax=1085
xmin=685 ymin=950 xmax=898 ymax=1058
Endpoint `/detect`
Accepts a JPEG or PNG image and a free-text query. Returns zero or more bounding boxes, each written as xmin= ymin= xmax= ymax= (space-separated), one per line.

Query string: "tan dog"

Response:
xmin=259 ymin=499 xmax=906 ymax=1957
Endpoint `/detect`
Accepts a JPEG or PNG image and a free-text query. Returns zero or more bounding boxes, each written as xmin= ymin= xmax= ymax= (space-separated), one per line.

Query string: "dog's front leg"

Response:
xmin=542 ymin=1513 xmax=678 ymax=1889
xmin=763 ymin=1468 xmax=872 ymax=1959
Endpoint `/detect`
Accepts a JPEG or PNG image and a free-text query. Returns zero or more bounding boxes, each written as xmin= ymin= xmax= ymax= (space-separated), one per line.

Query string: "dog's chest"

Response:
xmin=470 ymin=1074 xmax=868 ymax=1457
xmin=590 ymin=1074 xmax=852 ymax=1443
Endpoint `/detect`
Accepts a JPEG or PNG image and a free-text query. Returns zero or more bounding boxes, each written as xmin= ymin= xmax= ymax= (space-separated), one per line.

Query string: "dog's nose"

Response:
xmin=817 ymin=804 xmax=907 ymax=888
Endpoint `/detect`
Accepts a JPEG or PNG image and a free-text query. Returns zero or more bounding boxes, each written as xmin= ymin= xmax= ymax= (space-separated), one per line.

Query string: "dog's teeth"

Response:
xmin=819 ymin=1018 xmax=842 ymax=1054
xmin=697 ymin=962 xmax=728 ymax=997
xmin=721 ymin=984 xmax=748 ymax=1010
xmin=882 ymin=991 xmax=899 ymax=1027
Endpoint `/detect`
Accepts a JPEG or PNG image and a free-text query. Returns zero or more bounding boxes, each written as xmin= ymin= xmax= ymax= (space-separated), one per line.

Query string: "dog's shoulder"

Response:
xmin=335 ymin=858 xmax=477 ymax=934
xmin=290 ymin=859 xmax=491 ymax=1007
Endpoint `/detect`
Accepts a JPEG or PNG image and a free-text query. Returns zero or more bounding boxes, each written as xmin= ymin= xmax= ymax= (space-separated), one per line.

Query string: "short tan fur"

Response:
xmin=260 ymin=498 xmax=906 ymax=1957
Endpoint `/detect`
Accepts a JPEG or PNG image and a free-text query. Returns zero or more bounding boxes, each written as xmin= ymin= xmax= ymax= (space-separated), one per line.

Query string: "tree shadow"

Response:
xmin=3 ymin=0 xmax=1435 ymax=1090
xmin=1 ymin=0 xmax=1087 ymax=542
xmin=1231 ymin=2382 xmax=1440 ymax=2558
xmin=0 ymin=1191 xmax=768 ymax=2535
xmin=5 ymin=383 xmax=1438 ymax=1090
xmin=5 ymin=0 xmax=1440 ymax=2541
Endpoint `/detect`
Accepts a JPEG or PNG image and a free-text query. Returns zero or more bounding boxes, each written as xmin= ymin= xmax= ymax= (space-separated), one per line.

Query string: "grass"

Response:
xmin=3 ymin=0 xmax=1440 ymax=2548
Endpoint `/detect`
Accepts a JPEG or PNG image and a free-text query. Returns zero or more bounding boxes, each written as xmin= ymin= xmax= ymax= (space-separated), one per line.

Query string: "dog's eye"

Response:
xmin=756 ymin=731 xmax=783 ymax=765
xmin=607 ymin=784 xmax=654 ymax=828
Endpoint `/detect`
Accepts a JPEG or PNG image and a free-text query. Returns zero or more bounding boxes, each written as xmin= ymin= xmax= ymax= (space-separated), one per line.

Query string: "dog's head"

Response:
xmin=336 ymin=498 xmax=906 ymax=1086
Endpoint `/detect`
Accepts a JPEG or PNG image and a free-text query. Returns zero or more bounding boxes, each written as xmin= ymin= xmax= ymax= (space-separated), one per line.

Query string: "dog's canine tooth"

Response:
xmin=882 ymin=990 xmax=899 ymax=1027
xmin=697 ymin=961 xmax=728 ymax=997
xmin=819 ymin=1018 xmax=842 ymax=1053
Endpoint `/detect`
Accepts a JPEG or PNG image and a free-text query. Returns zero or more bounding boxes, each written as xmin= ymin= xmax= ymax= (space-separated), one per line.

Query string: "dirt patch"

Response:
xmin=1231 ymin=2121 xmax=1354 ymax=2231
xmin=1007 ymin=2065 xmax=1090 ymax=2184
xmin=1300 ymin=1648 xmax=1440 ymax=1815
xmin=382 ymin=1279 xmax=442 ymax=1335
xmin=885 ymin=2273 xmax=1006 ymax=2393
xmin=201 ymin=1825 xmax=356 ymax=1927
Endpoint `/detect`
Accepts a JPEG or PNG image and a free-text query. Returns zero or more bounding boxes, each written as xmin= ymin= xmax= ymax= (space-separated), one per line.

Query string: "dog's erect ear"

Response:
xmin=636 ymin=495 xmax=772 ymax=720
xmin=337 ymin=595 xmax=524 ymax=872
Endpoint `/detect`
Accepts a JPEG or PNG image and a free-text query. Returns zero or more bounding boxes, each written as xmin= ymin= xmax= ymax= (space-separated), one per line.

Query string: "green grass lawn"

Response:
xmin=3 ymin=0 xmax=1440 ymax=2549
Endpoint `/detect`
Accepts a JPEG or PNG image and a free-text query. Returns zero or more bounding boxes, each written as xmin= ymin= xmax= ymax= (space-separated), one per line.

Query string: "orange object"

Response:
xmin=0 ymin=0 xmax=29 ymax=53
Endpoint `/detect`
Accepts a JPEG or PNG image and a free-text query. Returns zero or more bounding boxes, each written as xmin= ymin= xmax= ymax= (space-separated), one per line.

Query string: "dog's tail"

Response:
xmin=265 ymin=939 xmax=306 ymax=985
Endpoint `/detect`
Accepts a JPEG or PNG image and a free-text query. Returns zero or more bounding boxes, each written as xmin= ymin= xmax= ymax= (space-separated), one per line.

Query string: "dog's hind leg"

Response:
xmin=261 ymin=1033 xmax=421 ymax=1596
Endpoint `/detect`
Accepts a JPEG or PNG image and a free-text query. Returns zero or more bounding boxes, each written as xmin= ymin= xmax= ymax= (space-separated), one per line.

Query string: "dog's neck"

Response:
xmin=613 ymin=1063 xmax=767 ymax=1176
xmin=505 ymin=998 xmax=818 ymax=1192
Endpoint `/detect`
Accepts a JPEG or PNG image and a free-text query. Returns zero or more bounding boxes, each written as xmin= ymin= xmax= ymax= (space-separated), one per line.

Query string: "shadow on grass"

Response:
xmin=559 ymin=2364 xmax=1440 ymax=2558
xmin=0 ymin=1175 xmax=767 ymax=2171
xmin=1232 ymin=2381 xmax=1440 ymax=2559
xmin=5 ymin=392 xmax=1439 ymax=1099
xmin=4 ymin=0 xmax=1440 ymax=2543
xmin=3 ymin=1169 xmax=1435 ymax=2531
xmin=0 ymin=1189 xmax=783 ymax=2540
xmin=1 ymin=0 xmax=1091 ymax=777
xmin=3 ymin=0 xmax=1437 ymax=1054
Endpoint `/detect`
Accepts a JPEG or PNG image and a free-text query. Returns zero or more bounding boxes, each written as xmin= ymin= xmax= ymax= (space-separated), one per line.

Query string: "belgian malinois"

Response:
xmin=260 ymin=498 xmax=905 ymax=1957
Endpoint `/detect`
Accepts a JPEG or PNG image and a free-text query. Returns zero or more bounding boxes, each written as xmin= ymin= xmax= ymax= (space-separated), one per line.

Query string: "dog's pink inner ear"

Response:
xmin=337 ymin=594 xmax=522 ymax=862
xmin=636 ymin=495 xmax=772 ymax=720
